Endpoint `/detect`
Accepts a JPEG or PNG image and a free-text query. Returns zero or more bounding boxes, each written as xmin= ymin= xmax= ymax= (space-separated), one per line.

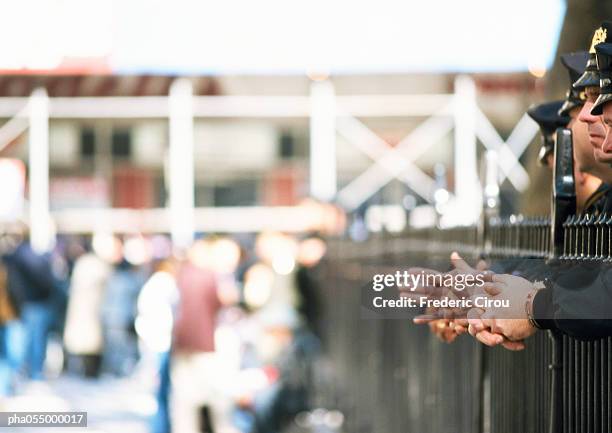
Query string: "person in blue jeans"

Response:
xmin=0 ymin=320 xmax=25 ymax=395
xmin=136 ymin=258 xmax=179 ymax=433
xmin=20 ymin=302 xmax=52 ymax=380
xmin=151 ymin=350 xmax=171 ymax=433
xmin=3 ymin=234 xmax=56 ymax=381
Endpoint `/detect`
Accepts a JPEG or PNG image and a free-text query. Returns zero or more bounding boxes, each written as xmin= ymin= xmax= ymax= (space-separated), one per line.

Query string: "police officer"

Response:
xmin=574 ymin=22 xmax=612 ymax=180
xmin=527 ymin=100 xmax=569 ymax=167
xmin=559 ymin=51 xmax=610 ymax=214
xmin=591 ymin=42 xmax=612 ymax=159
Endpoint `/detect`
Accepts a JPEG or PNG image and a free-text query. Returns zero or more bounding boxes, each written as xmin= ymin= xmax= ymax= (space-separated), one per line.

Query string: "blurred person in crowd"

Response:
xmin=2 ymin=224 xmax=57 ymax=381
xmin=171 ymin=238 xmax=231 ymax=433
xmin=242 ymin=262 xmax=275 ymax=310
xmin=46 ymin=237 xmax=83 ymax=341
xmin=232 ymin=306 xmax=320 ymax=433
xmin=63 ymin=234 xmax=119 ymax=378
xmin=41 ymin=236 xmax=88 ymax=376
xmin=252 ymin=232 xmax=300 ymax=310
xmin=211 ymin=237 xmax=242 ymax=306
xmin=136 ymin=257 xmax=179 ymax=433
xmin=298 ymin=199 xmax=347 ymax=236
xmin=295 ymin=235 xmax=327 ymax=340
xmin=101 ymin=235 xmax=150 ymax=376
xmin=0 ymin=240 xmax=21 ymax=396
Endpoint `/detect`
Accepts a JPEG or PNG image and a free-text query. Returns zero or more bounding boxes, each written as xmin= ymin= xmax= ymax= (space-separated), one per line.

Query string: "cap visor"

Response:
xmin=573 ymin=70 xmax=599 ymax=88
xmin=538 ymin=145 xmax=553 ymax=166
xmin=558 ymin=99 xmax=581 ymax=116
xmin=590 ymin=93 xmax=612 ymax=115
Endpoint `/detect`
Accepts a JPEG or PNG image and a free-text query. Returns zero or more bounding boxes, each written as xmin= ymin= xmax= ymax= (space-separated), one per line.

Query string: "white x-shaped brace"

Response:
xmin=336 ymin=102 xmax=538 ymax=212
xmin=475 ymin=110 xmax=539 ymax=191
xmin=0 ymin=105 xmax=30 ymax=154
xmin=336 ymin=103 xmax=454 ymax=211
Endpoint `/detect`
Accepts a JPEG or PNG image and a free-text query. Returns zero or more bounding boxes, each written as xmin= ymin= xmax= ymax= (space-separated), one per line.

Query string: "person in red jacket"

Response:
xmin=171 ymin=238 xmax=231 ymax=433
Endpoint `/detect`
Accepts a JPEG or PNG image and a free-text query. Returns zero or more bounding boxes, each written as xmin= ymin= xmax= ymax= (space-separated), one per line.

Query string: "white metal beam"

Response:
xmin=168 ymin=79 xmax=195 ymax=249
xmin=309 ymin=80 xmax=337 ymax=201
xmin=0 ymin=94 xmax=454 ymax=119
xmin=452 ymin=76 xmax=481 ymax=225
xmin=28 ymin=88 xmax=52 ymax=253
xmin=50 ymin=206 xmax=324 ymax=234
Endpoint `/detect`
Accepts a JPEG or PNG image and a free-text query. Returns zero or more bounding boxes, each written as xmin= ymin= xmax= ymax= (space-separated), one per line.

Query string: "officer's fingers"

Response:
xmin=468 ymin=323 xmax=478 ymax=337
xmin=448 ymin=307 xmax=469 ymax=319
xmin=467 ymin=307 xmax=484 ymax=321
xmin=406 ymin=267 xmax=442 ymax=277
xmin=480 ymin=270 xmax=496 ymax=282
xmin=413 ymin=313 xmax=442 ymax=324
xmin=491 ymin=273 xmax=510 ymax=284
xmin=468 ymin=320 xmax=486 ymax=336
xmin=399 ymin=291 xmax=424 ymax=301
xmin=480 ymin=311 xmax=499 ymax=329
xmin=402 ymin=286 xmax=425 ymax=295
xmin=467 ymin=308 xmax=486 ymax=334
xmin=440 ymin=307 xmax=460 ymax=320
xmin=442 ymin=328 xmax=458 ymax=343
xmin=422 ymin=285 xmax=447 ymax=296
xmin=434 ymin=319 xmax=450 ymax=331
xmin=482 ymin=282 xmax=503 ymax=296
xmin=475 ymin=330 xmax=504 ymax=346
xmin=481 ymin=309 xmax=496 ymax=320
xmin=450 ymin=251 xmax=473 ymax=272
xmin=454 ymin=317 xmax=469 ymax=327
xmin=454 ymin=324 xmax=468 ymax=335
xmin=470 ymin=285 xmax=486 ymax=297
xmin=453 ymin=320 xmax=468 ymax=334
xmin=404 ymin=267 xmax=442 ymax=290
xmin=501 ymin=340 xmax=526 ymax=351
xmin=476 ymin=259 xmax=489 ymax=271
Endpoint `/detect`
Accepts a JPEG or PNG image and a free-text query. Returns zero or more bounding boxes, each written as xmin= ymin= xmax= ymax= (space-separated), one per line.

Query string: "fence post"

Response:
xmin=550 ymin=127 xmax=576 ymax=258
xmin=547 ymin=126 xmax=576 ymax=433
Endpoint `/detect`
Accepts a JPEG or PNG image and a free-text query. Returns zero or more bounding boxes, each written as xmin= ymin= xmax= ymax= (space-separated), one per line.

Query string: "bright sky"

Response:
xmin=0 ymin=0 xmax=566 ymax=74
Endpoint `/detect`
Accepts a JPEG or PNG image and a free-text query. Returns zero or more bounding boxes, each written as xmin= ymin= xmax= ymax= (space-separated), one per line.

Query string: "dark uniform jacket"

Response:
xmin=531 ymin=186 xmax=612 ymax=339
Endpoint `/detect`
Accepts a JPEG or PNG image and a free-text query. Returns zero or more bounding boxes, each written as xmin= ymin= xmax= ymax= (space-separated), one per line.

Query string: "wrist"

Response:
xmin=525 ymin=281 xmax=546 ymax=329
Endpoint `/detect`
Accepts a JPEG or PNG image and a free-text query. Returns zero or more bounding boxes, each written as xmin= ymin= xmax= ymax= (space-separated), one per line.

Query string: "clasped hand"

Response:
xmin=406 ymin=252 xmax=537 ymax=350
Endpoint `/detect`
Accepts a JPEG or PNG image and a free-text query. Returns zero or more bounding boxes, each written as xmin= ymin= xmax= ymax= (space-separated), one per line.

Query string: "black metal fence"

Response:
xmin=313 ymin=213 xmax=611 ymax=433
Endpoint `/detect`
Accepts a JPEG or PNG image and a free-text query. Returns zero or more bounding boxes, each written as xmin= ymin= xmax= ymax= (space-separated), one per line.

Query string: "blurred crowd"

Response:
xmin=0 ymin=223 xmax=328 ymax=433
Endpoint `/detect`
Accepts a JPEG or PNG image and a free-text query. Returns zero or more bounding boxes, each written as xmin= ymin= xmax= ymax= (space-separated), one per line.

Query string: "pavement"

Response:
xmin=0 ymin=374 xmax=152 ymax=433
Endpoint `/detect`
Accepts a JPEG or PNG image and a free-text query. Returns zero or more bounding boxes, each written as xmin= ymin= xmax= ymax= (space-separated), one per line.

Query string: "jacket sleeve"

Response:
xmin=532 ymin=262 xmax=612 ymax=340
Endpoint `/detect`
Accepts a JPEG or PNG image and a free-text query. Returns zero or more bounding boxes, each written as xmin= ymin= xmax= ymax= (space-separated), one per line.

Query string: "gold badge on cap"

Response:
xmin=590 ymin=27 xmax=608 ymax=53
